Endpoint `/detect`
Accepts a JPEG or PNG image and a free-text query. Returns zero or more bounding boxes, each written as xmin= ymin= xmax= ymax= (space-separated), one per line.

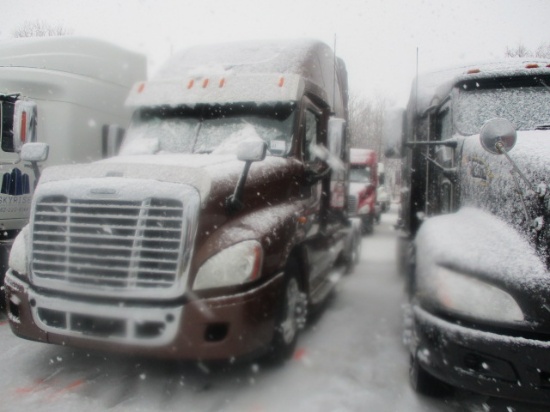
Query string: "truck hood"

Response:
xmin=39 ymin=154 xmax=293 ymax=205
xmin=348 ymin=182 xmax=369 ymax=197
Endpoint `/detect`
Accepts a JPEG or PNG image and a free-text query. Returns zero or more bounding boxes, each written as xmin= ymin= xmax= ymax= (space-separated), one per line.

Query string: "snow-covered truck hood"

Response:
xmin=38 ymin=154 xmax=293 ymax=206
xmin=416 ymin=207 xmax=548 ymax=291
xmin=348 ymin=182 xmax=369 ymax=197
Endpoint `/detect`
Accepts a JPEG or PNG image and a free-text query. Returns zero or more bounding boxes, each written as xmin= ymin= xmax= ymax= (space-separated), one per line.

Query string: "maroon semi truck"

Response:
xmin=4 ymin=39 xmax=360 ymax=362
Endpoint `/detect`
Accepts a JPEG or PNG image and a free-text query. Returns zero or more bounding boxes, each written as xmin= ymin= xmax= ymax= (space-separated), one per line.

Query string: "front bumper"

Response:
xmin=412 ymin=305 xmax=550 ymax=404
xmin=4 ymin=270 xmax=284 ymax=361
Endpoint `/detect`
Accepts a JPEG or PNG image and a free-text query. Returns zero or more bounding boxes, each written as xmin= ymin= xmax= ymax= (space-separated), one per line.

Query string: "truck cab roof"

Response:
xmin=410 ymin=59 xmax=550 ymax=116
xmin=127 ymin=39 xmax=348 ymax=119
xmin=0 ymin=36 xmax=146 ymax=89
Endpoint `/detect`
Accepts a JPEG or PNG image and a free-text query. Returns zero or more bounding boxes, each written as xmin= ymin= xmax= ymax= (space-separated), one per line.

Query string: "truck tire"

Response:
xmin=265 ymin=263 xmax=307 ymax=363
xmin=361 ymin=215 xmax=374 ymax=235
xmin=344 ymin=231 xmax=362 ymax=274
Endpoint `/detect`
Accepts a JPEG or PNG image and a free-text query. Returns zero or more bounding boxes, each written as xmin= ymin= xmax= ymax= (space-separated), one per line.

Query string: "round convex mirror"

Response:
xmin=479 ymin=118 xmax=517 ymax=155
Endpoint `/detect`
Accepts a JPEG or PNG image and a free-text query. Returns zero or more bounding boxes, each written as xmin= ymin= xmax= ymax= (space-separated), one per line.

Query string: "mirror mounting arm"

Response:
xmin=496 ymin=142 xmax=534 ymax=191
xmin=226 ymin=161 xmax=252 ymax=214
xmin=419 ymin=153 xmax=458 ymax=183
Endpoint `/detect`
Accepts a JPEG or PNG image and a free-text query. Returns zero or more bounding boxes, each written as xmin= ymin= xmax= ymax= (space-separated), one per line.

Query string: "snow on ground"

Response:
xmin=1 ymin=207 xmax=548 ymax=412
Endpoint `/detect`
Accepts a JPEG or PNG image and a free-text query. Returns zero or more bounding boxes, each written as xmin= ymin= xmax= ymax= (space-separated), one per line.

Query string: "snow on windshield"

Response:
xmin=349 ymin=167 xmax=371 ymax=183
xmin=454 ymin=78 xmax=550 ymax=135
xmin=120 ymin=103 xmax=295 ymax=157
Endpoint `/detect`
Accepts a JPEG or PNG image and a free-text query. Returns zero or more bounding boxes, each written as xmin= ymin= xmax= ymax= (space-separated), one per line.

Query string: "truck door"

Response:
xmin=434 ymin=101 xmax=456 ymax=213
xmin=423 ymin=99 xmax=458 ymax=217
xmin=300 ymin=99 xmax=335 ymax=291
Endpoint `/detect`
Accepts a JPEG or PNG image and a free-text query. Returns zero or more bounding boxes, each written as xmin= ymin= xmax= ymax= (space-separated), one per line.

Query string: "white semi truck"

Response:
xmin=0 ymin=36 xmax=146 ymax=296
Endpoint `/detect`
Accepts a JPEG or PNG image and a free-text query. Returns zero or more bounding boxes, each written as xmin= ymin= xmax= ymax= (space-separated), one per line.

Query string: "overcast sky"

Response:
xmin=1 ymin=0 xmax=549 ymax=105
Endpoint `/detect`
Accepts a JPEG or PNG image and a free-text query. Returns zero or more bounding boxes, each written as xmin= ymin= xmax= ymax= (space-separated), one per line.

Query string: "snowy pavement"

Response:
xmin=1 ymin=207 xmax=548 ymax=412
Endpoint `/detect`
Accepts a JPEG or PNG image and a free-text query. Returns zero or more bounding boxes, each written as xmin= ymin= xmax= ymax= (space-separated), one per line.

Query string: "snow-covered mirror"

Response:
xmin=480 ymin=117 xmax=517 ymax=155
xmin=237 ymin=139 xmax=267 ymax=162
xmin=20 ymin=142 xmax=49 ymax=163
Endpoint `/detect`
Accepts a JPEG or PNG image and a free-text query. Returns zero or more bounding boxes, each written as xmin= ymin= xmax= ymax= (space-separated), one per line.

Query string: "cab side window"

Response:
xmin=435 ymin=104 xmax=455 ymax=213
xmin=304 ymin=110 xmax=318 ymax=162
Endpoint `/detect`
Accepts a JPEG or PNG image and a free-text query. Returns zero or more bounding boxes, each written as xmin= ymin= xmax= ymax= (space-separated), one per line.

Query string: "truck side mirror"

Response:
xmin=237 ymin=139 xmax=267 ymax=162
xmin=21 ymin=142 xmax=49 ymax=184
xmin=328 ymin=117 xmax=346 ymax=159
xmin=480 ymin=118 xmax=517 ymax=155
xmin=102 ymin=124 xmax=126 ymax=158
xmin=13 ymin=100 xmax=37 ymax=153
xmin=227 ymin=140 xmax=268 ymax=214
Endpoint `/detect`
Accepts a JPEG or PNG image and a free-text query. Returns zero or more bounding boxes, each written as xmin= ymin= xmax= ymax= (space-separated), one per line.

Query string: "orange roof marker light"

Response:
xmin=187 ymin=79 xmax=195 ymax=89
xmin=219 ymin=78 xmax=226 ymax=88
xmin=525 ymin=63 xmax=540 ymax=69
xmin=466 ymin=68 xmax=481 ymax=74
xmin=278 ymin=77 xmax=285 ymax=87
xmin=137 ymin=83 xmax=145 ymax=93
xmin=202 ymin=78 xmax=209 ymax=88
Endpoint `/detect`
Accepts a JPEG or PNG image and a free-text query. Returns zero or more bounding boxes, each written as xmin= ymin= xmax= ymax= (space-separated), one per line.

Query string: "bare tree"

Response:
xmin=535 ymin=42 xmax=550 ymax=58
xmin=505 ymin=42 xmax=550 ymax=58
xmin=348 ymin=92 xmax=391 ymax=155
xmin=12 ymin=20 xmax=74 ymax=38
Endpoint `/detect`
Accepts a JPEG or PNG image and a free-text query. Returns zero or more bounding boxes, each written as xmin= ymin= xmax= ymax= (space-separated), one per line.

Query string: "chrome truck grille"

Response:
xmin=347 ymin=195 xmax=358 ymax=216
xmin=30 ymin=180 xmax=200 ymax=299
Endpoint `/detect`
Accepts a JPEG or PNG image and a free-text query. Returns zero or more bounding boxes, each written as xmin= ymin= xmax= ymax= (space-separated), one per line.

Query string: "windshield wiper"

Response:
xmin=535 ymin=124 xmax=550 ymax=130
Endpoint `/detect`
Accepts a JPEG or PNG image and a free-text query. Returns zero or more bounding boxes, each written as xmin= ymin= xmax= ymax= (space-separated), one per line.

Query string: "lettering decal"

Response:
xmin=1 ymin=168 xmax=30 ymax=195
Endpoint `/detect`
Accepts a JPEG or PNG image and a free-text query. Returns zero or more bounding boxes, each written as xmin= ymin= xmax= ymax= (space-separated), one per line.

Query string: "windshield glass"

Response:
xmin=454 ymin=75 xmax=550 ymax=135
xmin=120 ymin=102 xmax=296 ymax=156
xmin=349 ymin=166 xmax=371 ymax=183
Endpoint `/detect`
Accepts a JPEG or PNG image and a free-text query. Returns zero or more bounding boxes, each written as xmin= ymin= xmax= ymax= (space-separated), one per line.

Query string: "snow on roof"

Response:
xmin=155 ymin=39 xmax=328 ymax=81
xmin=125 ymin=73 xmax=305 ymax=107
xmin=0 ymin=36 xmax=146 ymax=88
xmin=128 ymin=39 xmax=346 ymax=116
xmin=410 ymin=59 xmax=550 ymax=115
xmin=350 ymin=148 xmax=376 ymax=165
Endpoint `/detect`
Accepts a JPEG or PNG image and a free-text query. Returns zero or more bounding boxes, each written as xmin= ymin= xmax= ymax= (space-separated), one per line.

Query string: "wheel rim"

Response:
xmin=280 ymin=278 xmax=306 ymax=345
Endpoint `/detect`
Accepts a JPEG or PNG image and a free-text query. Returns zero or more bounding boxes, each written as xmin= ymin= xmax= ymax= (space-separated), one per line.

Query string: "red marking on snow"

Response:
xmin=48 ymin=379 xmax=86 ymax=401
xmin=293 ymin=347 xmax=307 ymax=361
xmin=0 ymin=321 xmax=7 ymax=326
xmin=15 ymin=378 xmax=49 ymax=395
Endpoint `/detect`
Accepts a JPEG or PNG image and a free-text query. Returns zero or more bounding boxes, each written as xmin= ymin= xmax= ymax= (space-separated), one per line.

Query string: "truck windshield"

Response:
xmin=454 ymin=75 xmax=550 ymax=135
xmin=349 ymin=166 xmax=371 ymax=183
xmin=121 ymin=102 xmax=296 ymax=156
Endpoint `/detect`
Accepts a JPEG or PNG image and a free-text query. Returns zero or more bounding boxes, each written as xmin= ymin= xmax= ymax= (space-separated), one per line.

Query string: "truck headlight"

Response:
xmin=432 ymin=266 xmax=524 ymax=323
xmin=193 ymin=240 xmax=263 ymax=290
xmin=9 ymin=225 xmax=30 ymax=276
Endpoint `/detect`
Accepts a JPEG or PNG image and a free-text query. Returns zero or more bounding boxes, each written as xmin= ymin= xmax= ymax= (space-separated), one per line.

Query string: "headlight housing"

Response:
xmin=9 ymin=225 xmax=30 ymax=276
xmin=193 ymin=240 xmax=263 ymax=290
xmin=431 ymin=266 xmax=524 ymax=323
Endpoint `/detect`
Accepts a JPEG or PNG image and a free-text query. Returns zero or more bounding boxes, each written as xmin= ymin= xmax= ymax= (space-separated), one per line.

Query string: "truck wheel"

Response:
xmin=344 ymin=231 xmax=362 ymax=274
xmin=361 ymin=216 xmax=374 ymax=235
xmin=409 ymin=352 xmax=453 ymax=397
xmin=266 ymin=270 xmax=307 ymax=363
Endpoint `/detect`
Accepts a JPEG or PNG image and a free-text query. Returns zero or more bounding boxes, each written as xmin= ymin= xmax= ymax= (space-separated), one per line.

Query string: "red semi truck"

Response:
xmin=348 ymin=148 xmax=379 ymax=234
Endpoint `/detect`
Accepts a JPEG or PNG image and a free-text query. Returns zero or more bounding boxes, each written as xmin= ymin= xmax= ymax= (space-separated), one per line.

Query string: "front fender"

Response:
xmin=414 ymin=207 xmax=550 ymax=316
xmin=192 ymin=203 xmax=303 ymax=284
